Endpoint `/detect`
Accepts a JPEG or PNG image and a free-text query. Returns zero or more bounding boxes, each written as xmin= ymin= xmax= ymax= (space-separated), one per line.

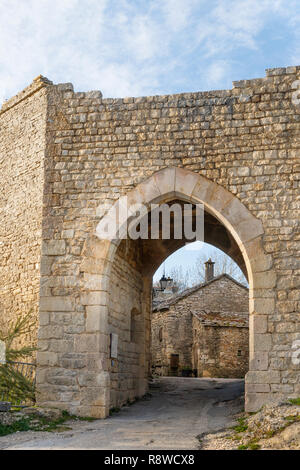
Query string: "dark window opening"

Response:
xmin=159 ymin=327 xmax=163 ymax=342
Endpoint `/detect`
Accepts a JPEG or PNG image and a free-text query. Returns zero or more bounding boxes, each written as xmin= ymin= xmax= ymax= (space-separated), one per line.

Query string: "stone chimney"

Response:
xmin=205 ymin=258 xmax=215 ymax=282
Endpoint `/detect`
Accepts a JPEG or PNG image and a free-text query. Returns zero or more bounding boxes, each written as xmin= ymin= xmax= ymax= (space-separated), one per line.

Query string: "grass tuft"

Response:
xmin=289 ymin=398 xmax=300 ymax=406
xmin=0 ymin=409 xmax=97 ymax=436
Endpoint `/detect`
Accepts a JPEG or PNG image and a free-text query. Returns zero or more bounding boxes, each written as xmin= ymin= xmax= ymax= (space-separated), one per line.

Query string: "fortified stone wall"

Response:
xmin=34 ymin=66 xmax=300 ymax=414
xmin=0 ymin=65 xmax=299 ymax=417
xmin=0 ymin=77 xmax=49 ymax=347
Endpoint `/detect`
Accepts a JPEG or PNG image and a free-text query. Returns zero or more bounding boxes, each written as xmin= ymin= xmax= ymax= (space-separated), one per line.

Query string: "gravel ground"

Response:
xmin=199 ymin=400 xmax=300 ymax=450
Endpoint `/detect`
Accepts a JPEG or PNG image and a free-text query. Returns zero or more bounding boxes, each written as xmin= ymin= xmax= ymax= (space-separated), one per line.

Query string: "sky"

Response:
xmin=0 ymin=0 xmax=298 ymax=281
xmin=0 ymin=0 xmax=300 ymax=104
xmin=152 ymin=241 xmax=246 ymax=285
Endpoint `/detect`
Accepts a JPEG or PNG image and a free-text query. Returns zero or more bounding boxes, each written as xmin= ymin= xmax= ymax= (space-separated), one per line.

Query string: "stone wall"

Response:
xmin=0 ymin=77 xmax=49 ymax=347
xmin=151 ymin=305 xmax=193 ymax=376
xmin=0 ymin=65 xmax=299 ymax=416
xmin=33 ymin=66 xmax=300 ymax=414
xmin=151 ymin=275 xmax=249 ymax=377
xmin=108 ymin=239 xmax=146 ymax=408
xmin=192 ymin=321 xmax=249 ymax=378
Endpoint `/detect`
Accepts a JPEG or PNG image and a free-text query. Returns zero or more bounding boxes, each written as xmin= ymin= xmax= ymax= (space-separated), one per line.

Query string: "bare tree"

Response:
xmin=168 ymin=265 xmax=192 ymax=292
xmin=154 ymin=246 xmax=248 ymax=293
xmin=191 ymin=248 xmax=247 ymax=286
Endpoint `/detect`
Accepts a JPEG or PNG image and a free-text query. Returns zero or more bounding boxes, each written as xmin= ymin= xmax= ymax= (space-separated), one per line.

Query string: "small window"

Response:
xmin=159 ymin=327 xmax=163 ymax=342
xmin=237 ymin=350 xmax=242 ymax=357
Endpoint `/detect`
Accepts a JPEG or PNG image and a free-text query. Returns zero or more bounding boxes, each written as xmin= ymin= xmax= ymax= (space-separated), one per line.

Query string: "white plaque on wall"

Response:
xmin=110 ymin=333 xmax=118 ymax=359
xmin=0 ymin=340 xmax=6 ymax=365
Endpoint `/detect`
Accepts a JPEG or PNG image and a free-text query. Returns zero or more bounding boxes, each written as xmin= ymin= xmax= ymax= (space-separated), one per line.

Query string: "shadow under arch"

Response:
xmin=81 ymin=166 xmax=274 ymax=416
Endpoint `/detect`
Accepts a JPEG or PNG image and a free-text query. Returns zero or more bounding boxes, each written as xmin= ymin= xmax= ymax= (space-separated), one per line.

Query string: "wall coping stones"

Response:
xmin=2 ymin=65 xmax=299 ymax=117
xmin=0 ymin=75 xmax=52 ymax=116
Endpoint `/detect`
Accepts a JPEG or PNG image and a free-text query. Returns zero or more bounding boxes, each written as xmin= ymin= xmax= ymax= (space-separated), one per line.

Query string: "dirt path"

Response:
xmin=0 ymin=377 xmax=244 ymax=450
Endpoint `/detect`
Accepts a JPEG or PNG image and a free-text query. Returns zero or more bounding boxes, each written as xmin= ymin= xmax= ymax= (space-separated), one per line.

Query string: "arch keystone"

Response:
xmin=135 ymin=176 xmax=161 ymax=204
xmin=175 ymin=167 xmax=199 ymax=197
xmin=153 ymin=167 xmax=176 ymax=196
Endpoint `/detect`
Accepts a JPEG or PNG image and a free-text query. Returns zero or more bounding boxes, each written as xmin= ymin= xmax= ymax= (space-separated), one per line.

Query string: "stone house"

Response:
xmin=151 ymin=262 xmax=249 ymax=378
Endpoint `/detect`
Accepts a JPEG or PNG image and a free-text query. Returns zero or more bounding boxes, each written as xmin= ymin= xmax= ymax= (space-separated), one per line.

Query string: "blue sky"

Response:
xmin=0 ymin=0 xmax=299 ymax=104
xmin=0 ymin=0 xmax=298 ymax=282
xmin=152 ymin=242 xmax=246 ymax=284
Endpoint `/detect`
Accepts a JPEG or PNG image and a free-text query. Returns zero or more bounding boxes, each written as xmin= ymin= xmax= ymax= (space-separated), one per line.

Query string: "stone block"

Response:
xmin=40 ymin=296 xmax=75 ymax=312
xmin=153 ymin=166 xmax=176 ymax=196
xmin=254 ymin=333 xmax=272 ymax=352
xmin=175 ymin=167 xmax=199 ymax=198
xmin=86 ymin=306 xmax=108 ymax=333
xmin=74 ymin=334 xmax=99 ymax=353
xmin=249 ymin=297 xmax=275 ymax=315
xmin=40 ymin=256 xmax=53 ymax=275
xmin=246 ymin=383 xmax=270 ymax=393
xmin=249 ymin=351 xmax=269 ymax=370
xmin=37 ymin=352 xmax=58 ymax=367
xmin=246 ymin=370 xmax=281 ymax=384
xmin=252 ymin=271 xmax=277 ymax=289
xmin=81 ymin=292 xmax=107 ymax=306
xmin=245 ymin=392 xmax=270 ymax=412
xmin=42 ymin=240 xmax=66 ymax=256
xmin=83 ymin=274 xmax=109 ymax=291
xmin=136 ymin=175 xmax=161 ymax=204
xmin=242 ymin=237 xmax=273 ymax=273
xmin=38 ymin=325 xmax=64 ymax=340
xmin=249 ymin=314 xmax=268 ymax=334
xmin=39 ymin=312 xmax=50 ymax=326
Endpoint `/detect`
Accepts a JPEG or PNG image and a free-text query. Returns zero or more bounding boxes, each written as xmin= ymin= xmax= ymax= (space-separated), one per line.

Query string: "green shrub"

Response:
xmin=0 ymin=311 xmax=37 ymax=404
xmin=289 ymin=398 xmax=300 ymax=406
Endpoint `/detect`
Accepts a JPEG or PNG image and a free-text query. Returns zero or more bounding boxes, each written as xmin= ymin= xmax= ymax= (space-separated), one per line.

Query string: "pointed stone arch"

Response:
xmin=80 ymin=167 xmax=275 ymax=417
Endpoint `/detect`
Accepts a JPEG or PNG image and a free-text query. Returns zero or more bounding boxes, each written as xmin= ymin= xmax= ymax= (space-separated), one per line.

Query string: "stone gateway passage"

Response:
xmin=0 ymin=66 xmax=299 ymax=418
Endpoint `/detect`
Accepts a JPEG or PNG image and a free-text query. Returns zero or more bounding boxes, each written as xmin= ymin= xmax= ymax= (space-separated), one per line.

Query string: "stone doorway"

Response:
xmin=63 ymin=166 xmax=273 ymax=418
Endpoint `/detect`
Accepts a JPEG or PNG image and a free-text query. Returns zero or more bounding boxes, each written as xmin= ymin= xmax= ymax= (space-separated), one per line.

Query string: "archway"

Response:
xmin=151 ymin=243 xmax=249 ymax=380
xmin=81 ymin=167 xmax=274 ymax=418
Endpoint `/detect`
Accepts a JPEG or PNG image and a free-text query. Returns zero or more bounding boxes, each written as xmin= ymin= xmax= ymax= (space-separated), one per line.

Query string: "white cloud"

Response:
xmin=184 ymin=241 xmax=204 ymax=251
xmin=204 ymin=60 xmax=231 ymax=88
xmin=0 ymin=0 xmax=299 ymax=103
xmin=160 ymin=0 xmax=200 ymax=32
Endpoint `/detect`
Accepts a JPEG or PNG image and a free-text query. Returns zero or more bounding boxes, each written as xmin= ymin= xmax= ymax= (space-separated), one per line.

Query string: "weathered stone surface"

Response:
xmin=246 ymin=370 xmax=281 ymax=384
xmin=152 ymin=275 xmax=249 ymax=378
xmin=39 ymin=297 xmax=75 ymax=312
xmin=42 ymin=240 xmax=66 ymax=256
xmin=0 ymin=66 xmax=299 ymax=417
xmin=0 ymin=340 xmax=6 ymax=364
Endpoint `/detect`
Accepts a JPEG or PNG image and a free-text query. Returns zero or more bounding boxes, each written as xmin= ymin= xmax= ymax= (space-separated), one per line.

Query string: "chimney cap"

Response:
xmin=204 ymin=258 xmax=215 ymax=281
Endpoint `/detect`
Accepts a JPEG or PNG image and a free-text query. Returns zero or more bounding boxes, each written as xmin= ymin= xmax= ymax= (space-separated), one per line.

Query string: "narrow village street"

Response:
xmin=0 ymin=377 xmax=244 ymax=450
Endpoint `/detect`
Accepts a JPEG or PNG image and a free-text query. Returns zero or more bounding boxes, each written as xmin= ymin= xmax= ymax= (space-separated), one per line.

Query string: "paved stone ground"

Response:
xmin=0 ymin=377 xmax=244 ymax=450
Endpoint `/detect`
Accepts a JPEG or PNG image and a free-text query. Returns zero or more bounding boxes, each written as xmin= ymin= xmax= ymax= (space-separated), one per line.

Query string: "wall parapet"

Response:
xmin=0 ymin=75 xmax=52 ymax=116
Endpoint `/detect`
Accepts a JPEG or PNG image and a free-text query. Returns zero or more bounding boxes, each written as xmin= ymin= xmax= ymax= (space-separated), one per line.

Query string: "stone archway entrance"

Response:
xmin=62 ymin=166 xmax=274 ymax=418
xmin=1 ymin=69 xmax=298 ymax=422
